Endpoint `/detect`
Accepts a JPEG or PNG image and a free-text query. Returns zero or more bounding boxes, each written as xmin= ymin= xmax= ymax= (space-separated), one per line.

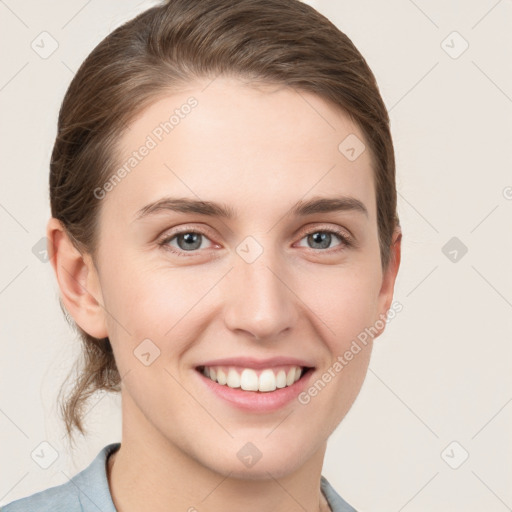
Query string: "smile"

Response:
xmin=197 ymin=365 xmax=310 ymax=392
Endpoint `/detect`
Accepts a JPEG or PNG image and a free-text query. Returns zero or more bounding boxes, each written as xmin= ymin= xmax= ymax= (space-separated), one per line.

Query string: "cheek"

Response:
xmin=292 ymin=265 xmax=378 ymax=412
xmin=102 ymin=246 xmax=382 ymax=356
xmin=100 ymin=232 xmax=382 ymax=372
xmin=100 ymin=257 xmax=218 ymax=363
xmin=294 ymin=273 xmax=376 ymax=427
xmin=297 ymin=263 xmax=380 ymax=348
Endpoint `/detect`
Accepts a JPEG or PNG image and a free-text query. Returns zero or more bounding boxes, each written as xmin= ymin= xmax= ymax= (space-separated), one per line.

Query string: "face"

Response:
xmin=87 ymin=76 xmax=400 ymax=478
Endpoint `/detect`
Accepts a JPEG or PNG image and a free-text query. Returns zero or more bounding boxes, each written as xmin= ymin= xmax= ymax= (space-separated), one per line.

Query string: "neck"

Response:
xmin=107 ymin=397 xmax=331 ymax=512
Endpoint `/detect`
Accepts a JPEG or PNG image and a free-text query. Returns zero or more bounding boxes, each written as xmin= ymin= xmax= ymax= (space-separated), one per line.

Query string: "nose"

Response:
xmin=222 ymin=249 xmax=299 ymax=341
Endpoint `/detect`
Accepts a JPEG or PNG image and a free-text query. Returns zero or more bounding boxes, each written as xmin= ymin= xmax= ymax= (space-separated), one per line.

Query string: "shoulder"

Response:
xmin=1 ymin=442 xmax=120 ymax=512
xmin=321 ymin=475 xmax=358 ymax=512
xmin=0 ymin=480 xmax=81 ymax=512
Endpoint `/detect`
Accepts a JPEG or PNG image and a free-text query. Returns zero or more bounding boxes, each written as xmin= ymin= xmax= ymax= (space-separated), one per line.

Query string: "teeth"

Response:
xmin=240 ymin=369 xmax=259 ymax=391
xmin=217 ymin=368 xmax=227 ymax=385
xmin=201 ymin=365 xmax=305 ymax=392
xmin=227 ymin=368 xmax=241 ymax=388
xmin=259 ymin=369 xmax=276 ymax=392
xmin=276 ymin=370 xmax=287 ymax=388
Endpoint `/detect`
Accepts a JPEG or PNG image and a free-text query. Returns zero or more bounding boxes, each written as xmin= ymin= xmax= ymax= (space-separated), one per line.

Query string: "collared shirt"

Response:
xmin=1 ymin=443 xmax=356 ymax=511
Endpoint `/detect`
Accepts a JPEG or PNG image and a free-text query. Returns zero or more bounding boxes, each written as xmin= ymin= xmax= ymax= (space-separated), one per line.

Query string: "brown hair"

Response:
xmin=51 ymin=0 xmax=400 ymax=442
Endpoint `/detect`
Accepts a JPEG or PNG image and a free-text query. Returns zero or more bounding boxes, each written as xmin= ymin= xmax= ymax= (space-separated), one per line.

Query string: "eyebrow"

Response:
xmin=133 ymin=195 xmax=368 ymax=222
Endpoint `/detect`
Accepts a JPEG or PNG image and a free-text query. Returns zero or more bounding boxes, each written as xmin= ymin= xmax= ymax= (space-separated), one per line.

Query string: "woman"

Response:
xmin=2 ymin=0 xmax=401 ymax=510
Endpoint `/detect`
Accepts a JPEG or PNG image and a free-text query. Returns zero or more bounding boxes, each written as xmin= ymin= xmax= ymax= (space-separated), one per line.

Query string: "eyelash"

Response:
xmin=157 ymin=225 xmax=354 ymax=258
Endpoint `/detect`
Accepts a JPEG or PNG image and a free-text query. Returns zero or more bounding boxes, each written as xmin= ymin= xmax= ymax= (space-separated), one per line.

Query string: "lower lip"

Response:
xmin=196 ymin=368 xmax=314 ymax=412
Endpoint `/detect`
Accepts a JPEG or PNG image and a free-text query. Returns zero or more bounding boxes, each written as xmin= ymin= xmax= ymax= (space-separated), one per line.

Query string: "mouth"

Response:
xmin=195 ymin=364 xmax=315 ymax=393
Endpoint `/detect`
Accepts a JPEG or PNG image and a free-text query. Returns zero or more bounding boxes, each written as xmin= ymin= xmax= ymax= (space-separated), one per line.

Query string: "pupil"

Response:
xmin=179 ymin=232 xmax=201 ymax=250
xmin=310 ymin=232 xmax=330 ymax=249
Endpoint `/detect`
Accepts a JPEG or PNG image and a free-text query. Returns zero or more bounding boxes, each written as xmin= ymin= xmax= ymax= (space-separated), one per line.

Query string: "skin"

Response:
xmin=48 ymin=76 xmax=401 ymax=512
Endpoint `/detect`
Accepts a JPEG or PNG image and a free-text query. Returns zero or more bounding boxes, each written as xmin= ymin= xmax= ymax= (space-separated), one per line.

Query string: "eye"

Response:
xmin=296 ymin=227 xmax=353 ymax=252
xmin=157 ymin=225 xmax=354 ymax=258
xmin=158 ymin=228 xmax=215 ymax=257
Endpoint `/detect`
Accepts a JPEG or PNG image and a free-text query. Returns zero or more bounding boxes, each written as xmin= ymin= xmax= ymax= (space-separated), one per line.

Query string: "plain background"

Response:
xmin=1 ymin=1 xmax=511 ymax=510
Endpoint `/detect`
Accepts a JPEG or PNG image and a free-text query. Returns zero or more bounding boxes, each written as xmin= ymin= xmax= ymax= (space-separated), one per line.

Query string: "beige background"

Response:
xmin=1 ymin=1 xmax=511 ymax=510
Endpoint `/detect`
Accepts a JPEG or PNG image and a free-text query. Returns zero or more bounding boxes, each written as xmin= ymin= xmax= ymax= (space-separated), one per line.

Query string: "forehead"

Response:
xmin=101 ymin=76 xmax=376 ymax=226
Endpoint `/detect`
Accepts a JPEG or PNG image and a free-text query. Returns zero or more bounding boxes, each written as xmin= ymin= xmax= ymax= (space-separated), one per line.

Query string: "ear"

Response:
xmin=375 ymin=227 xmax=402 ymax=335
xmin=46 ymin=217 xmax=108 ymax=339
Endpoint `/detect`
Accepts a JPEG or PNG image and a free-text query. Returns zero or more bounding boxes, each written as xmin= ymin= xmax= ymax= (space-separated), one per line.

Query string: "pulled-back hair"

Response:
xmin=51 ymin=0 xmax=400 ymax=441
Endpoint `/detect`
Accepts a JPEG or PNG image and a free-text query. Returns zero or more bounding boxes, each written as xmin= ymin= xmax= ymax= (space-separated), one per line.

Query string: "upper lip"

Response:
xmin=196 ymin=356 xmax=315 ymax=370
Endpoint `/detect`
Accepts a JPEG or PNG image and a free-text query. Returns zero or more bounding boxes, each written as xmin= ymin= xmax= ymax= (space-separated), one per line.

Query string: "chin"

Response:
xmin=212 ymin=459 xmax=303 ymax=481
xmin=198 ymin=439 xmax=316 ymax=481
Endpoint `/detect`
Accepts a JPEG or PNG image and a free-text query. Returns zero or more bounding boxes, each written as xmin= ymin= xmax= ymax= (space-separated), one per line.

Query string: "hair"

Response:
xmin=51 ymin=0 xmax=401 ymax=442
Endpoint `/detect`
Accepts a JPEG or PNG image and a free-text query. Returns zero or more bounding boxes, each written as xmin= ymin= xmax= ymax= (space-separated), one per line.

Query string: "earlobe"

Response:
xmin=46 ymin=217 xmax=108 ymax=339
